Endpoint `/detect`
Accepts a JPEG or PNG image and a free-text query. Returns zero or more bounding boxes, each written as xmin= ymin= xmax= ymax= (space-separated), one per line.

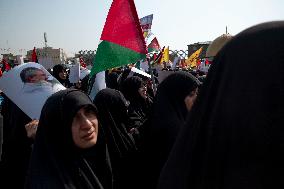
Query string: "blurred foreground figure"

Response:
xmin=158 ymin=21 xmax=284 ymax=189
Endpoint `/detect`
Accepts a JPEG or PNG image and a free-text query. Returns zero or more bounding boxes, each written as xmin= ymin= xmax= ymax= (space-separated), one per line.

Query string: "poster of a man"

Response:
xmin=20 ymin=67 xmax=47 ymax=83
xmin=20 ymin=67 xmax=52 ymax=93
xmin=0 ymin=62 xmax=65 ymax=119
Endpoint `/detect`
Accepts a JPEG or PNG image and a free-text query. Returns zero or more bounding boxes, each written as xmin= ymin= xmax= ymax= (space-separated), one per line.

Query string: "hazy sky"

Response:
xmin=1 ymin=0 xmax=284 ymax=57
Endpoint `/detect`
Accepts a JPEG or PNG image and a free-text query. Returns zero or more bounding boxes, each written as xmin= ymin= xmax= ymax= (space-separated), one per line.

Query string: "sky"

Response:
xmin=1 ymin=0 xmax=284 ymax=57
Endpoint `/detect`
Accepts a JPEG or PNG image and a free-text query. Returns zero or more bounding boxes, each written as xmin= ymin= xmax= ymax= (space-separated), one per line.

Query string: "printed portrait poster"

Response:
xmin=0 ymin=62 xmax=66 ymax=119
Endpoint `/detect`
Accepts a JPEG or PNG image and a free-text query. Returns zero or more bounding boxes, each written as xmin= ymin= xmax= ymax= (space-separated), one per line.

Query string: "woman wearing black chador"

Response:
xmin=52 ymin=64 xmax=71 ymax=88
xmin=120 ymin=76 xmax=153 ymax=145
xmin=158 ymin=21 xmax=284 ymax=189
xmin=25 ymin=89 xmax=113 ymax=189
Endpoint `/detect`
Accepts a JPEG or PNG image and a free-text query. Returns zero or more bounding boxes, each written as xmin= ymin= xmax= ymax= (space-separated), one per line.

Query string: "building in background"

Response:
xmin=187 ymin=41 xmax=211 ymax=58
xmin=1 ymin=53 xmax=21 ymax=67
xmin=1 ymin=53 xmax=15 ymax=61
xmin=26 ymin=47 xmax=67 ymax=66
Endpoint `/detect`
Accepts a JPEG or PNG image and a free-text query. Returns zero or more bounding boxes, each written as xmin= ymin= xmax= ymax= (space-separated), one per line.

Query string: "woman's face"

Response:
xmin=71 ymin=106 xmax=99 ymax=149
xmin=138 ymin=84 xmax=147 ymax=99
xmin=59 ymin=70 xmax=67 ymax=80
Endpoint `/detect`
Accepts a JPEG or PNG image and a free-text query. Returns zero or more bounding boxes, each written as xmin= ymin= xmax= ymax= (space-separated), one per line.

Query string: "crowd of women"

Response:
xmin=0 ymin=21 xmax=283 ymax=188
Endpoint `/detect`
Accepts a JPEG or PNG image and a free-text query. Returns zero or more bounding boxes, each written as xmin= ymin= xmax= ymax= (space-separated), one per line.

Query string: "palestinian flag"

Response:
xmin=151 ymin=46 xmax=164 ymax=65
xmin=147 ymin=37 xmax=160 ymax=52
xmin=90 ymin=0 xmax=147 ymax=76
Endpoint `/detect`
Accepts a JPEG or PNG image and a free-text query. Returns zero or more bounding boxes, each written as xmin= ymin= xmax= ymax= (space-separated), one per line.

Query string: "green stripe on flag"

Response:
xmin=148 ymin=48 xmax=157 ymax=53
xmin=90 ymin=41 xmax=146 ymax=76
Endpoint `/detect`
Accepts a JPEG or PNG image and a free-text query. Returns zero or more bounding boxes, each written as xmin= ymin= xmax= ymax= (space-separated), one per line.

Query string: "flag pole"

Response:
xmin=147 ymin=57 xmax=157 ymax=95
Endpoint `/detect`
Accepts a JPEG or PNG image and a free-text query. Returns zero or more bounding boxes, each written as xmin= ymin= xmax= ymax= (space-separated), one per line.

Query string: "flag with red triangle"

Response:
xmin=147 ymin=37 xmax=160 ymax=52
xmin=90 ymin=0 xmax=147 ymax=76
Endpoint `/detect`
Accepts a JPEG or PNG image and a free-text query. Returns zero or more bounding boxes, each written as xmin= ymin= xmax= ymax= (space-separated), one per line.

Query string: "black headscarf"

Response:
xmin=140 ymin=71 xmax=200 ymax=188
xmin=94 ymin=88 xmax=136 ymax=157
xmin=80 ymin=74 xmax=90 ymax=94
xmin=106 ymin=72 xmax=119 ymax=90
xmin=120 ymin=76 xmax=153 ymax=147
xmin=153 ymin=71 xmax=200 ymax=125
xmin=52 ymin=64 xmax=71 ymax=87
xmin=93 ymin=88 xmax=138 ymax=189
xmin=121 ymin=76 xmax=152 ymax=118
xmin=121 ymin=76 xmax=145 ymax=102
xmin=0 ymin=95 xmax=32 ymax=188
xmin=117 ymin=68 xmax=131 ymax=90
xmin=158 ymin=21 xmax=284 ymax=189
xmin=25 ymin=89 xmax=113 ymax=189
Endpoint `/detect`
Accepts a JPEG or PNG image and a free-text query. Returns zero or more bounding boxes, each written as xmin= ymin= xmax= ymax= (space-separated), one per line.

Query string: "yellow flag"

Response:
xmin=185 ymin=47 xmax=203 ymax=68
xmin=160 ymin=46 xmax=169 ymax=63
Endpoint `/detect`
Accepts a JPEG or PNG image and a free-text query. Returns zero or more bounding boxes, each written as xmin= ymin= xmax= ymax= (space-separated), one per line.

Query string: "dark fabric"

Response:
xmin=140 ymin=71 xmax=201 ymax=189
xmin=93 ymin=88 xmax=138 ymax=189
xmin=117 ymin=68 xmax=131 ymax=90
xmin=88 ymin=73 xmax=97 ymax=96
xmin=25 ymin=89 xmax=113 ymax=189
xmin=0 ymin=95 xmax=32 ymax=188
xmin=120 ymin=76 xmax=153 ymax=147
xmin=106 ymin=72 xmax=119 ymax=90
xmin=157 ymin=21 xmax=284 ymax=189
xmin=120 ymin=76 xmax=147 ymax=103
xmin=120 ymin=76 xmax=153 ymax=131
xmin=80 ymin=74 xmax=90 ymax=94
xmin=52 ymin=64 xmax=65 ymax=81
xmin=0 ymin=114 xmax=2 ymax=160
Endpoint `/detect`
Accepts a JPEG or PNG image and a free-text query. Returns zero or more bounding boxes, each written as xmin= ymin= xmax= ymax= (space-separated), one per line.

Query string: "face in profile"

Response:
xmin=71 ymin=106 xmax=99 ymax=149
